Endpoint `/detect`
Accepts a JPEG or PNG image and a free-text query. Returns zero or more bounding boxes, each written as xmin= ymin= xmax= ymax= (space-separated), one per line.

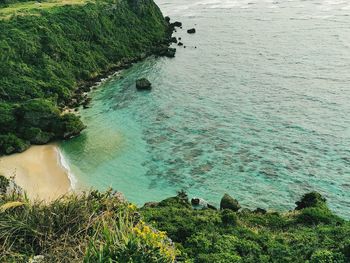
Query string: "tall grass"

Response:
xmin=0 ymin=185 xmax=176 ymax=262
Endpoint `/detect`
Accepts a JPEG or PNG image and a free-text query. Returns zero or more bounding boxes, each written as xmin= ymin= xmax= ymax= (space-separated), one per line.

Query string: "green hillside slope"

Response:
xmin=0 ymin=0 xmax=172 ymax=154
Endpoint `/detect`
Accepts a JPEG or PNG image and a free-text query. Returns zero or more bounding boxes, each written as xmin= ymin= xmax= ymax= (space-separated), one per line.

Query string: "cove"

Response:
xmin=60 ymin=0 xmax=350 ymax=218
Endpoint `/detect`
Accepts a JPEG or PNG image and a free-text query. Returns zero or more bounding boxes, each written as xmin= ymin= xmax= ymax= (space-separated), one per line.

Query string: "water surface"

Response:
xmin=60 ymin=0 xmax=350 ymax=218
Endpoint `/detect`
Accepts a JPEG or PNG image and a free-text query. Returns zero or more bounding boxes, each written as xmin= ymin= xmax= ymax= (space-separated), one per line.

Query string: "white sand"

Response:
xmin=0 ymin=144 xmax=72 ymax=202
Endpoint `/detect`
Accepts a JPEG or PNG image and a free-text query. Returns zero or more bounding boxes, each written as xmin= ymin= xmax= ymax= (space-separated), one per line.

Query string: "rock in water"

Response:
xmin=165 ymin=48 xmax=176 ymax=58
xmin=187 ymin=28 xmax=196 ymax=34
xmin=170 ymin=37 xmax=178 ymax=43
xmin=172 ymin=21 xmax=182 ymax=27
xmin=220 ymin=193 xmax=241 ymax=211
xmin=136 ymin=78 xmax=152 ymax=90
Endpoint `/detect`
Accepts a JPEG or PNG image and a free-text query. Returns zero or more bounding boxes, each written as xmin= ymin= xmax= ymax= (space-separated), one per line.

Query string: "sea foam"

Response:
xmin=56 ymin=147 xmax=77 ymax=190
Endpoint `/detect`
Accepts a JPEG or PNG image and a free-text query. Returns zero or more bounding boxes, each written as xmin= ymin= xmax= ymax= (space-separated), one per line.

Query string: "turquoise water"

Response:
xmin=60 ymin=0 xmax=350 ymax=218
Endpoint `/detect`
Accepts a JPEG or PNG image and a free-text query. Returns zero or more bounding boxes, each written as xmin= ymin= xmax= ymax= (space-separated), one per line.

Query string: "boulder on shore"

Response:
xmin=187 ymin=28 xmax=196 ymax=34
xmin=220 ymin=193 xmax=241 ymax=211
xmin=136 ymin=78 xmax=152 ymax=90
xmin=191 ymin=197 xmax=217 ymax=210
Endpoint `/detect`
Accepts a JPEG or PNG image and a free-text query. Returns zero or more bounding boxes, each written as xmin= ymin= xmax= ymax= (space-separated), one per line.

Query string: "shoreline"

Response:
xmin=0 ymin=144 xmax=74 ymax=202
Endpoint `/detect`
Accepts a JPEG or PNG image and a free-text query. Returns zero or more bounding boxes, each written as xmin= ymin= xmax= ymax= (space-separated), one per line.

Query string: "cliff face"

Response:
xmin=0 ymin=0 xmax=170 ymax=154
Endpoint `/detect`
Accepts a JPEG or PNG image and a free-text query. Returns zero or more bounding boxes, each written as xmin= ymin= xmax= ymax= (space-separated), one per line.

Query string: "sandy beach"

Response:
xmin=0 ymin=144 xmax=72 ymax=202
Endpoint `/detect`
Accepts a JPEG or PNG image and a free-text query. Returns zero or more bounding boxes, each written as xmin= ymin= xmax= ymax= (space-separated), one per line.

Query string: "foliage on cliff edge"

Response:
xmin=0 ymin=0 xmax=169 ymax=154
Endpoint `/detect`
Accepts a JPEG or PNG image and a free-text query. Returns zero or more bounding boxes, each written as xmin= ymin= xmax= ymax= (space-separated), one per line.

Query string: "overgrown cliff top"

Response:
xmin=0 ymin=0 xmax=93 ymax=19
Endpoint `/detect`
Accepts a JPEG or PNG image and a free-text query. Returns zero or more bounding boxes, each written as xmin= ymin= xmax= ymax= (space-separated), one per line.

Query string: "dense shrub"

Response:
xmin=0 ymin=187 xmax=176 ymax=262
xmin=296 ymin=207 xmax=343 ymax=226
xmin=295 ymin=192 xmax=327 ymax=210
xmin=141 ymin=192 xmax=350 ymax=262
xmin=221 ymin=209 xmax=238 ymax=226
xmin=0 ymin=133 xmax=29 ymax=154
xmin=310 ymin=250 xmax=345 ymax=263
xmin=0 ymin=0 xmax=169 ymax=154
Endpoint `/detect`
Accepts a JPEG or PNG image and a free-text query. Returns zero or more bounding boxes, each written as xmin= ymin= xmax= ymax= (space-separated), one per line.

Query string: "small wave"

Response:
xmin=56 ymin=147 xmax=77 ymax=190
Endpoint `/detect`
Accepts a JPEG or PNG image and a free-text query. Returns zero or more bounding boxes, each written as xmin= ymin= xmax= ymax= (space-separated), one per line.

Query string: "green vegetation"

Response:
xmin=0 ymin=176 xmax=176 ymax=262
xmin=141 ymin=192 xmax=350 ymax=262
xmin=0 ymin=0 xmax=171 ymax=154
xmin=1 ymin=175 xmax=349 ymax=262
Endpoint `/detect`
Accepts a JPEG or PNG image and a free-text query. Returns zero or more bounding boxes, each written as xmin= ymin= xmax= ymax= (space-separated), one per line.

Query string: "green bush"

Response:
xmin=0 ymin=175 xmax=9 ymax=195
xmin=310 ymin=250 xmax=345 ymax=263
xmin=85 ymin=211 xmax=176 ymax=262
xmin=297 ymin=207 xmax=343 ymax=226
xmin=221 ymin=209 xmax=238 ymax=226
xmin=295 ymin=192 xmax=327 ymax=210
xmin=0 ymin=0 xmax=169 ymax=154
xmin=141 ymin=192 xmax=350 ymax=262
xmin=0 ymin=133 xmax=29 ymax=154
xmin=0 ymin=190 xmax=176 ymax=262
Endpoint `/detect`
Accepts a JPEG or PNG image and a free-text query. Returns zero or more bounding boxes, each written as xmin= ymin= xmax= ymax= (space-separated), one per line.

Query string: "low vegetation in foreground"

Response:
xmin=1 ymin=176 xmax=349 ymax=262
xmin=0 ymin=176 xmax=176 ymax=262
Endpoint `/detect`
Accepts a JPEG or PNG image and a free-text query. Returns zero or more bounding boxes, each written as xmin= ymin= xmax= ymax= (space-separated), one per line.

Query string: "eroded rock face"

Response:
xmin=220 ymin=193 xmax=241 ymax=212
xmin=136 ymin=78 xmax=152 ymax=90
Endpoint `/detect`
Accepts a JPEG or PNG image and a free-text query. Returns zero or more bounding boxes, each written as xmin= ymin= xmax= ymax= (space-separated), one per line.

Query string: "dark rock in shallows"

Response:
xmin=178 ymin=42 xmax=184 ymax=46
xmin=165 ymin=16 xmax=170 ymax=23
xmin=254 ymin=208 xmax=267 ymax=214
xmin=170 ymin=37 xmax=178 ymax=43
xmin=172 ymin=21 xmax=182 ymax=27
xmin=187 ymin=28 xmax=196 ymax=34
xmin=220 ymin=193 xmax=241 ymax=211
xmin=178 ymin=37 xmax=182 ymax=40
xmin=136 ymin=78 xmax=152 ymax=90
xmin=165 ymin=48 xmax=176 ymax=58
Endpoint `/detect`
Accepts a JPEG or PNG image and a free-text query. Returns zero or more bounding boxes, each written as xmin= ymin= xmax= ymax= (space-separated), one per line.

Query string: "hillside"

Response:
xmin=0 ymin=0 xmax=173 ymax=154
xmin=1 ymin=176 xmax=349 ymax=262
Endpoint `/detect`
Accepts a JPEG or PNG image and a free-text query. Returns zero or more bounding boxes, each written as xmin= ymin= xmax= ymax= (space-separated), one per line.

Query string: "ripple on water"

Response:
xmin=60 ymin=0 xmax=350 ymax=218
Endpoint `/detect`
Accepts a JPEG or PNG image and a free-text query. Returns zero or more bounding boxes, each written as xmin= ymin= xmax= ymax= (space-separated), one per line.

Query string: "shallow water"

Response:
xmin=60 ymin=0 xmax=350 ymax=218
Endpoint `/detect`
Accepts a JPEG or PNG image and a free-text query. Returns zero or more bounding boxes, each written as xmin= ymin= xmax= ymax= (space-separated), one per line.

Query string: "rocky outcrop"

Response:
xmin=165 ymin=48 xmax=176 ymax=57
xmin=136 ymin=78 xmax=152 ymax=90
xmin=187 ymin=28 xmax=196 ymax=34
xmin=191 ymin=197 xmax=217 ymax=210
xmin=220 ymin=193 xmax=241 ymax=211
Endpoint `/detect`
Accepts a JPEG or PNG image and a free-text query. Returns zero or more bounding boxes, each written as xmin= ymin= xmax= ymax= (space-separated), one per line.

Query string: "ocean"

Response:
xmin=60 ymin=0 xmax=350 ymax=218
